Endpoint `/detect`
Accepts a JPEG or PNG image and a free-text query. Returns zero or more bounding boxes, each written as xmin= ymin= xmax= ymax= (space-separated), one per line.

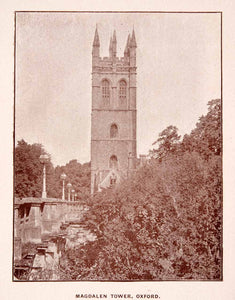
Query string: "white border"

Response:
xmin=1 ymin=1 xmax=235 ymax=299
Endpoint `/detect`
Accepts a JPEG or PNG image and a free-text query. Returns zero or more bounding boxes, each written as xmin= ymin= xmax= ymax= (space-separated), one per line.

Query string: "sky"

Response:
xmin=15 ymin=12 xmax=221 ymax=166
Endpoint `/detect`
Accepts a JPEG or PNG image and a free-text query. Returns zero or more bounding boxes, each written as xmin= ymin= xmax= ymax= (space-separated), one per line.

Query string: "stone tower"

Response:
xmin=91 ymin=27 xmax=137 ymax=194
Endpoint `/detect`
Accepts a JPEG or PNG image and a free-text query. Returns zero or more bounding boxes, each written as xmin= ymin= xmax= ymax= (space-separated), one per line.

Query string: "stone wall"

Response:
xmin=14 ymin=198 xmax=84 ymax=260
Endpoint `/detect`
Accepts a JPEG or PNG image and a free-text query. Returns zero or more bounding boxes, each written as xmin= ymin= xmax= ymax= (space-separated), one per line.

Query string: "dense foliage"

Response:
xmin=15 ymin=99 xmax=222 ymax=280
xmin=59 ymin=99 xmax=222 ymax=280
xmin=53 ymin=160 xmax=91 ymax=200
xmin=15 ymin=140 xmax=51 ymax=198
xmin=181 ymin=99 xmax=222 ymax=159
xmin=15 ymin=140 xmax=90 ymax=199
xmin=150 ymin=125 xmax=181 ymax=160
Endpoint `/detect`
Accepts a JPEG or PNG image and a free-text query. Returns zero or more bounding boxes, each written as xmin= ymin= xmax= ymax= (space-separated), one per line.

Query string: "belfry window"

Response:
xmin=102 ymin=79 xmax=110 ymax=105
xmin=110 ymin=123 xmax=118 ymax=138
xmin=119 ymin=80 xmax=127 ymax=102
xmin=109 ymin=155 xmax=118 ymax=169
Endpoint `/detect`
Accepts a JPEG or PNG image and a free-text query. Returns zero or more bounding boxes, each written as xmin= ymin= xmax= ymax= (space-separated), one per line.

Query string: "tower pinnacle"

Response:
xmin=112 ymin=30 xmax=117 ymax=57
xmin=93 ymin=27 xmax=100 ymax=47
xmin=124 ymin=34 xmax=131 ymax=56
xmin=109 ymin=36 xmax=113 ymax=57
xmin=130 ymin=29 xmax=137 ymax=48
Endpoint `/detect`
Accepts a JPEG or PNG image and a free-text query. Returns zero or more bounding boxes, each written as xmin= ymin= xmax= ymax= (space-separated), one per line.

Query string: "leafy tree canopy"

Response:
xmin=59 ymin=98 xmax=222 ymax=280
xmin=150 ymin=125 xmax=181 ymax=160
xmin=15 ymin=140 xmax=90 ymax=199
xmin=15 ymin=139 xmax=48 ymax=198
xmin=182 ymin=99 xmax=221 ymax=159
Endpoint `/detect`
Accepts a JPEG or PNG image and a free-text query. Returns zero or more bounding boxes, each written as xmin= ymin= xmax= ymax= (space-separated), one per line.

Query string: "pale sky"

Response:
xmin=15 ymin=12 xmax=221 ymax=166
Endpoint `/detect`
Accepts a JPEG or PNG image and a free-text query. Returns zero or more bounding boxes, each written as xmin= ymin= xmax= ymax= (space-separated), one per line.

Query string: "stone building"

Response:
xmin=91 ymin=27 xmax=137 ymax=194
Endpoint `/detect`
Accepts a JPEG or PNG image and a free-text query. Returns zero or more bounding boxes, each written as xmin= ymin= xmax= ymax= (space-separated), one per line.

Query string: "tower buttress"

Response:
xmin=129 ymin=29 xmax=137 ymax=169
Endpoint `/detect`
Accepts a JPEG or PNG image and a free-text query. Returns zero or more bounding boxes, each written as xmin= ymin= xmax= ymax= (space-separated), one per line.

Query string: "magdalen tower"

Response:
xmin=91 ymin=27 xmax=137 ymax=194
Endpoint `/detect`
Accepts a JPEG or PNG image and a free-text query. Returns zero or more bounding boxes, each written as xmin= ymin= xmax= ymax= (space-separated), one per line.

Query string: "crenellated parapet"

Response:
xmin=92 ymin=27 xmax=137 ymax=72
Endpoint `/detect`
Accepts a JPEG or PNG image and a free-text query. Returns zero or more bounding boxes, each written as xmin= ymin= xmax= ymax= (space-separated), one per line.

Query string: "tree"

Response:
xmin=52 ymin=160 xmax=91 ymax=201
xmin=60 ymin=150 xmax=222 ymax=280
xmin=182 ymin=99 xmax=221 ymax=159
xmin=15 ymin=140 xmax=91 ymax=199
xmin=150 ymin=125 xmax=181 ymax=160
xmin=15 ymin=139 xmax=49 ymax=198
xmin=59 ymin=99 xmax=222 ymax=280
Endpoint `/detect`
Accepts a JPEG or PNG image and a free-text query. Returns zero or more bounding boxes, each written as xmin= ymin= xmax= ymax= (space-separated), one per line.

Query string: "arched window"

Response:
xmin=110 ymin=123 xmax=118 ymax=138
xmin=102 ymin=79 xmax=110 ymax=105
xmin=109 ymin=155 xmax=118 ymax=169
xmin=119 ymin=80 xmax=127 ymax=103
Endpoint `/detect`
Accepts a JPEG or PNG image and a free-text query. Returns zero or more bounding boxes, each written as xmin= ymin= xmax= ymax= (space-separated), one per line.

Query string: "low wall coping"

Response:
xmin=14 ymin=197 xmax=82 ymax=206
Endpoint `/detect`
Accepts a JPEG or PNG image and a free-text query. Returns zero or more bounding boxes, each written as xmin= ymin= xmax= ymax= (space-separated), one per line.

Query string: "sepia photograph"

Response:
xmin=13 ymin=11 xmax=222 ymax=282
